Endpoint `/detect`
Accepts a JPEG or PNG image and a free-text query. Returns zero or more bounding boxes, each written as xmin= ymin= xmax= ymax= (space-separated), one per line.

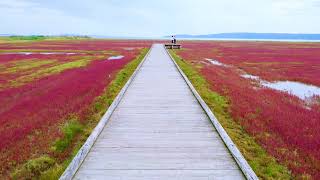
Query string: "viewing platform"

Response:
xmin=165 ymin=44 xmax=181 ymax=49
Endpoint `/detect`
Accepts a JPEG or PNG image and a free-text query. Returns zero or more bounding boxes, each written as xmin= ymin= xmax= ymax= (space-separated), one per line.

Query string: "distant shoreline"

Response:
xmin=161 ymin=37 xmax=320 ymax=42
xmin=1 ymin=35 xmax=320 ymax=42
xmin=92 ymin=35 xmax=320 ymax=42
xmin=91 ymin=36 xmax=320 ymax=42
xmin=168 ymin=33 xmax=320 ymax=41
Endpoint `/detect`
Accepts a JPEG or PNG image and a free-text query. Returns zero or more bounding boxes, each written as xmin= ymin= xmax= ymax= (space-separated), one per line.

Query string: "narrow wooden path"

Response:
xmin=73 ymin=44 xmax=246 ymax=179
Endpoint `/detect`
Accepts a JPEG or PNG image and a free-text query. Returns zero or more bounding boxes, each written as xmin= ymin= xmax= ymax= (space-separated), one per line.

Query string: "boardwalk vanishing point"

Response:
xmin=60 ymin=44 xmax=258 ymax=180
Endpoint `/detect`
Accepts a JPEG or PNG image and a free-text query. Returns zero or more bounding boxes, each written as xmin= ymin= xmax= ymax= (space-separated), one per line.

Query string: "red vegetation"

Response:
xmin=177 ymin=41 xmax=320 ymax=178
xmin=0 ymin=40 xmax=151 ymax=175
xmin=180 ymin=41 xmax=320 ymax=86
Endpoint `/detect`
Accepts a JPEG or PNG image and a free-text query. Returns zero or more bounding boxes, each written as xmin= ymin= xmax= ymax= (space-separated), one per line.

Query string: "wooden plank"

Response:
xmin=89 ymin=147 xmax=230 ymax=154
xmin=80 ymin=146 xmax=238 ymax=170
xmin=75 ymin=169 xmax=243 ymax=180
xmin=97 ymin=132 xmax=222 ymax=140
xmin=66 ymin=44 xmax=247 ymax=180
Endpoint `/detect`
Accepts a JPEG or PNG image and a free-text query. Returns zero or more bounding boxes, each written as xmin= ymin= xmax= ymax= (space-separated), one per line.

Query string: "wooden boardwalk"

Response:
xmin=72 ymin=44 xmax=247 ymax=179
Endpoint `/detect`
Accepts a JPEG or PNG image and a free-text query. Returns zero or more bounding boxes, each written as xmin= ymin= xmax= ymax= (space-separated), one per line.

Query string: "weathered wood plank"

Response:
xmin=75 ymin=170 xmax=243 ymax=180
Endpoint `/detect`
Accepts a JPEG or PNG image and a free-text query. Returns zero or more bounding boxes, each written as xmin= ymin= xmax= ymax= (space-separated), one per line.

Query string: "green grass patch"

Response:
xmin=11 ymin=155 xmax=55 ymax=180
xmin=169 ymin=50 xmax=292 ymax=179
xmin=52 ymin=117 xmax=83 ymax=153
xmin=5 ymin=56 xmax=100 ymax=89
xmin=40 ymin=143 xmax=82 ymax=180
xmin=0 ymin=36 xmax=91 ymax=43
xmin=1 ymin=59 xmax=56 ymax=74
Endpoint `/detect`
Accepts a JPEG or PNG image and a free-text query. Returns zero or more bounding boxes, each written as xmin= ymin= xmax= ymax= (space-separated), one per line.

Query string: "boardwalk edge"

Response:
xmin=59 ymin=46 xmax=152 ymax=180
xmin=165 ymin=46 xmax=259 ymax=180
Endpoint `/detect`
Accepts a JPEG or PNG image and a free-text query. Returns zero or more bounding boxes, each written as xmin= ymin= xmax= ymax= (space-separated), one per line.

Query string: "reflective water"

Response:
xmin=241 ymin=73 xmax=320 ymax=100
xmin=240 ymin=74 xmax=260 ymax=80
xmin=205 ymin=58 xmax=227 ymax=66
xmin=108 ymin=55 xmax=124 ymax=60
xmin=261 ymin=81 xmax=320 ymax=99
xmin=202 ymin=57 xmax=320 ymax=100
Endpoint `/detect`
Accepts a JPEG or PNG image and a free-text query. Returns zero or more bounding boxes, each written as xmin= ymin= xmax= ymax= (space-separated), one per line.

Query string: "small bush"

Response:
xmin=11 ymin=156 xmax=55 ymax=179
xmin=53 ymin=119 xmax=83 ymax=152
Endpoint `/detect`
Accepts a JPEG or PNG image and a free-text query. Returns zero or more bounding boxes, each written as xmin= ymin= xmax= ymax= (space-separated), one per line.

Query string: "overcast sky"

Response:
xmin=1 ymin=0 xmax=320 ymax=37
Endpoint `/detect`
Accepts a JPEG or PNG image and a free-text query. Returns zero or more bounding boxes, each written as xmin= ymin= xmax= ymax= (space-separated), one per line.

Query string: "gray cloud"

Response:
xmin=1 ymin=0 xmax=319 ymax=36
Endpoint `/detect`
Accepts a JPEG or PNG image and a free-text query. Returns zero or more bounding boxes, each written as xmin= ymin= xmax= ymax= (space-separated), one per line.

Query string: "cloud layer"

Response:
xmin=1 ymin=0 xmax=319 ymax=37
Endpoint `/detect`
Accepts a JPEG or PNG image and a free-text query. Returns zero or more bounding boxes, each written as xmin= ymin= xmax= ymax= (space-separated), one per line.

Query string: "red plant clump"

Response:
xmin=176 ymin=41 xmax=320 ymax=178
xmin=0 ymin=40 xmax=151 ymax=175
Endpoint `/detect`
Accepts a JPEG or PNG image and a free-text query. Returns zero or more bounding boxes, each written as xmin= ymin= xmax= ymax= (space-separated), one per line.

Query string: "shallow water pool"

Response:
xmin=108 ymin=55 xmax=124 ymax=60
xmin=261 ymin=80 xmax=320 ymax=100
xmin=205 ymin=58 xmax=227 ymax=66
xmin=241 ymin=73 xmax=320 ymax=100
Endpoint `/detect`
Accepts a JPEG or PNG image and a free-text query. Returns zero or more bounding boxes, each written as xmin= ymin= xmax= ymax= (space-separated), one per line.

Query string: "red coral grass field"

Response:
xmin=0 ymin=39 xmax=151 ymax=176
xmin=176 ymin=41 xmax=320 ymax=178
